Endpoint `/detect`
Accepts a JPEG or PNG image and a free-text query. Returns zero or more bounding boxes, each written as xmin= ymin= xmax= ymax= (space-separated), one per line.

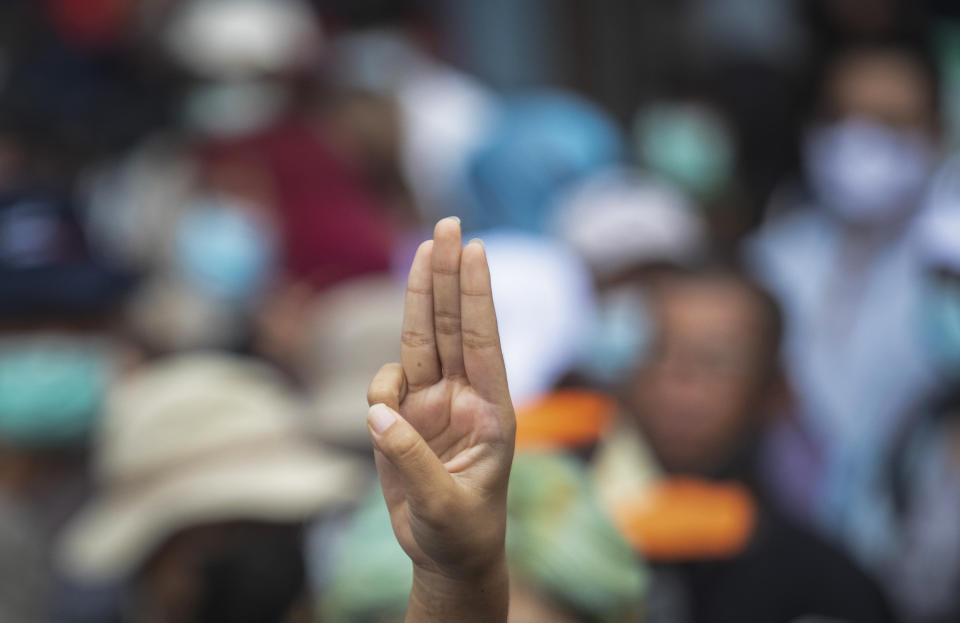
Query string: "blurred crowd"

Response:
xmin=2 ymin=0 xmax=960 ymax=621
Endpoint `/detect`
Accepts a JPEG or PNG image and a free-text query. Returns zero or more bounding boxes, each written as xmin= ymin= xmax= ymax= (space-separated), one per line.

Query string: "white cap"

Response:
xmin=550 ymin=167 xmax=707 ymax=279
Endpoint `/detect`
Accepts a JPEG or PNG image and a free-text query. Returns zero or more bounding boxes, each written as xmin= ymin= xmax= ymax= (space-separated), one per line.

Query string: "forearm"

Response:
xmin=405 ymin=556 xmax=509 ymax=623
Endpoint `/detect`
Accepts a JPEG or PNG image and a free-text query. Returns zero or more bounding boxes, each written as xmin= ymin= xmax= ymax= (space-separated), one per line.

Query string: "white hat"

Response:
xmin=482 ymin=232 xmax=597 ymax=405
xmin=305 ymin=276 xmax=405 ymax=447
xmin=550 ymin=167 xmax=707 ymax=279
xmin=57 ymin=353 xmax=368 ymax=582
xmin=164 ymin=0 xmax=321 ymax=79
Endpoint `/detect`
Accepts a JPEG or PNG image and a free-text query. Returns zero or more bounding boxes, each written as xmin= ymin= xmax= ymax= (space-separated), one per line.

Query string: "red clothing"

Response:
xmin=202 ymin=121 xmax=395 ymax=290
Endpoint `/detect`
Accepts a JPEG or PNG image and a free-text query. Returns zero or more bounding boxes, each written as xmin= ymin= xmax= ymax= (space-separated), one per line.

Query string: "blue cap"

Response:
xmin=0 ymin=191 xmax=136 ymax=318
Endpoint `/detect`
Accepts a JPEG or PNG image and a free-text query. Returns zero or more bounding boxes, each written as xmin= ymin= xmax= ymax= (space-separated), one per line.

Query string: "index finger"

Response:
xmin=460 ymin=239 xmax=510 ymax=407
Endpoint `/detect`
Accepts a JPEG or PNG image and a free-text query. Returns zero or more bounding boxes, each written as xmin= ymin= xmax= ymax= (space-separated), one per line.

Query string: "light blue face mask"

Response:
xmin=0 ymin=338 xmax=111 ymax=446
xmin=921 ymin=277 xmax=960 ymax=377
xmin=174 ymin=199 xmax=277 ymax=304
xmin=580 ymin=287 xmax=652 ymax=385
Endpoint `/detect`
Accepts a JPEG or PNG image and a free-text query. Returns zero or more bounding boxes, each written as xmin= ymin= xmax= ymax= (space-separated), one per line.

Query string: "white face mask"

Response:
xmin=804 ymin=118 xmax=934 ymax=224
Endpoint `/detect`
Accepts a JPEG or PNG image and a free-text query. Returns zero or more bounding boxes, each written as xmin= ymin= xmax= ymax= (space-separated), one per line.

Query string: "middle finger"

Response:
xmin=432 ymin=217 xmax=465 ymax=378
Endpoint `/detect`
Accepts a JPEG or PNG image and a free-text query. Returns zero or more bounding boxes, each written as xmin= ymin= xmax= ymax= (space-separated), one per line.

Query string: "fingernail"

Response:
xmin=368 ymin=403 xmax=396 ymax=434
xmin=446 ymin=216 xmax=461 ymax=225
xmin=469 ymin=237 xmax=484 ymax=248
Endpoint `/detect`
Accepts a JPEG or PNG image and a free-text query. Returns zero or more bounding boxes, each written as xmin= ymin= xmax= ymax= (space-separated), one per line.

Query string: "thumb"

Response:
xmin=367 ymin=403 xmax=453 ymax=510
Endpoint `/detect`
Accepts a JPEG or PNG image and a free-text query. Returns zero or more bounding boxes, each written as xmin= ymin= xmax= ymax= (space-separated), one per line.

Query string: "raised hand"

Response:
xmin=366 ymin=217 xmax=515 ymax=623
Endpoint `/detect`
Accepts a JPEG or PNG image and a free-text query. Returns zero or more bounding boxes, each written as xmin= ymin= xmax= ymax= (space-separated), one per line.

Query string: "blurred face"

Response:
xmin=822 ymin=49 xmax=935 ymax=133
xmin=628 ymin=278 xmax=772 ymax=476
xmin=805 ymin=48 xmax=937 ymax=223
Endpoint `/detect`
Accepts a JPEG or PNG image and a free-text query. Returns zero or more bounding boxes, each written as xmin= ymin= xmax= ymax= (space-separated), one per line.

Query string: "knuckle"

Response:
xmin=461 ymin=328 xmax=499 ymax=350
xmin=433 ymin=313 xmax=461 ymax=336
xmin=432 ymin=265 xmax=459 ymax=276
xmin=406 ymin=285 xmax=431 ymax=296
xmin=401 ymin=330 xmax=433 ymax=348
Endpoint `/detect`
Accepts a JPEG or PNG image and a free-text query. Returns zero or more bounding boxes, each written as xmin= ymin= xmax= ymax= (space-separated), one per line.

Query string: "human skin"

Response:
xmin=629 ymin=276 xmax=774 ymax=476
xmin=366 ymin=217 xmax=516 ymax=623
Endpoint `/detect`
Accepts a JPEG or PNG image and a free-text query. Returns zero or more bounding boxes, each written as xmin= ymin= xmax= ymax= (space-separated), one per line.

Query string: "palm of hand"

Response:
xmin=402 ymin=381 xmax=501 ymax=467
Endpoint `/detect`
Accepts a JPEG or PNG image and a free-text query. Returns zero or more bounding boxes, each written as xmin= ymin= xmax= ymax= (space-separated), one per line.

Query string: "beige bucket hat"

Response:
xmin=57 ymin=352 xmax=369 ymax=583
xmin=305 ymin=276 xmax=404 ymax=447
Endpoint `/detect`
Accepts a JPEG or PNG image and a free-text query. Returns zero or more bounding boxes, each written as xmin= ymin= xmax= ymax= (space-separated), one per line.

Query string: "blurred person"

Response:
xmin=598 ymin=268 xmax=893 ymax=622
xmin=86 ymin=141 xmax=303 ymax=360
xmin=56 ymin=353 xmax=368 ymax=623
xmin=127 ymin=191 xmax=282 ymax=355
xmin=631 ymin=101 xmax=755 ymax=254
xmin=0 ymin=191 xmax=136 ymax=459
xmin=746 ymin=39 xmax=945 ymax=549
xmin=0 ymin=190 xmax=137 ymax=621
xmin=79 ymin=0 xmax=397 ymax=360
xmin=83 ymin=136 xmax=199 ymax=274
xmin=160 ymin=0 xmax=397 ymax=292
xmin=162 ymin=0 xmax=321 ymax=140
xmin=854 ymin=153 xmax=960 ymax=622
xmin=84 ymin=0 xmax=318 ymax=267
xmin=195 ymin=105 xmax=398 ymax=294
xmin=321 ymin=452 xmax=646 ymax=623
xmin=548 ymin=166 xmax=706 ymax=387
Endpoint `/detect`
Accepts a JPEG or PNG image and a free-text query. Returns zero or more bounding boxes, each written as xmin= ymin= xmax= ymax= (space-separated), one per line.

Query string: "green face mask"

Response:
xmin=634 ymin=104 xmax=735 ymax=199
xmin=0 ymin=337 xmax=111 ymax=446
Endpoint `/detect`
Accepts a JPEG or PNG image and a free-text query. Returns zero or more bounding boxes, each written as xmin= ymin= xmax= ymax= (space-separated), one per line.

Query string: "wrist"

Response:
xmin=407 ymin=554 xmax=509 ymax=623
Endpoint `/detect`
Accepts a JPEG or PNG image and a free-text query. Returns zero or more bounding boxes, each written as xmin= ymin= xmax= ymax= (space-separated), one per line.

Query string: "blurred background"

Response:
xmin=2 ymin=0 xmax=960 ymax=621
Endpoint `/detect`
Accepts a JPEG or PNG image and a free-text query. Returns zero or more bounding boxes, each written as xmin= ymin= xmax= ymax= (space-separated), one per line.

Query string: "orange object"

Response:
xmin=514 ymin=390 xmax=617 ymax=450
xmin=611 ymin=477 xmax=757 ymax=561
